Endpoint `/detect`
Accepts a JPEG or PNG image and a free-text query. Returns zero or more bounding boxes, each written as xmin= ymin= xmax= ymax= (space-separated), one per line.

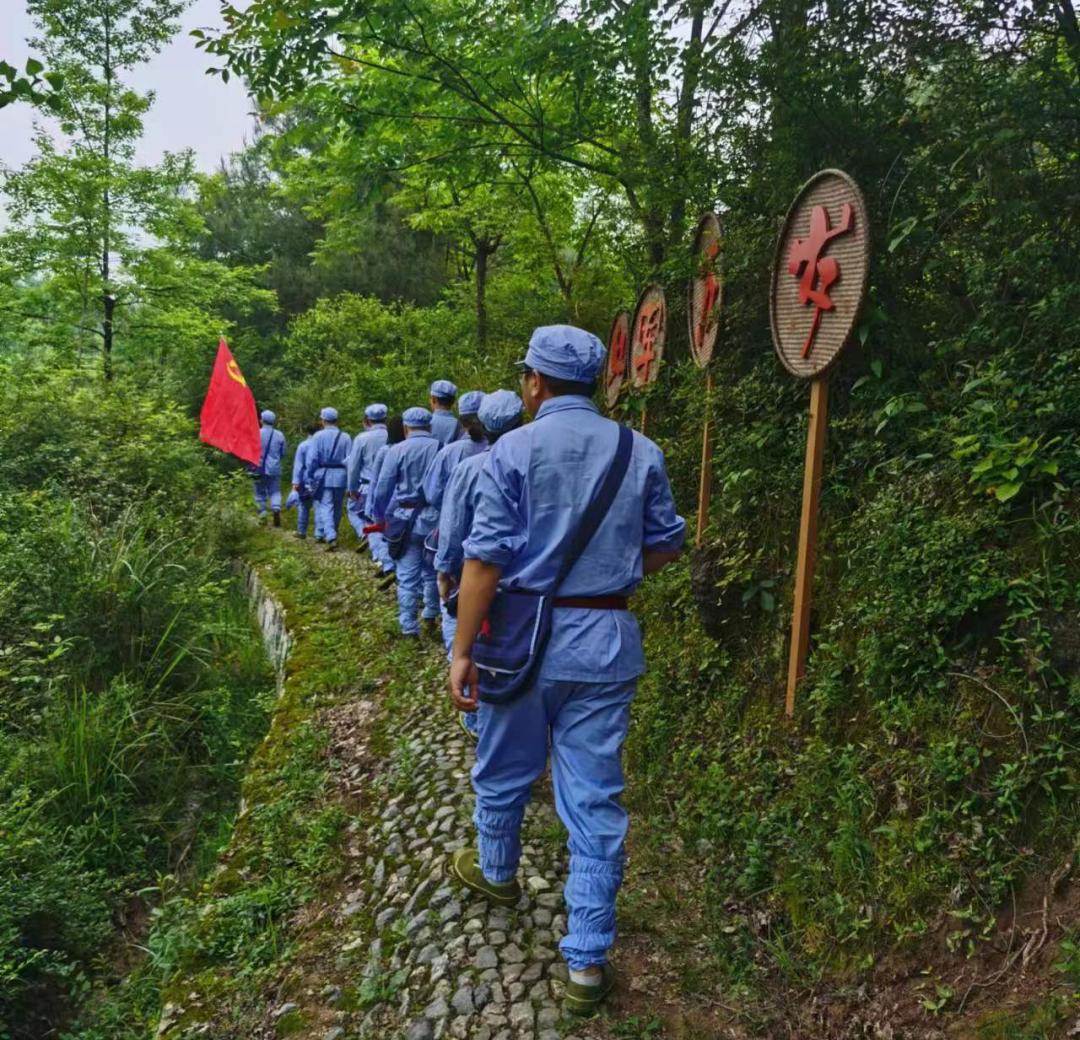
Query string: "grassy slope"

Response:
xmin=132 ymin=515 xmax=1078 ymax=1040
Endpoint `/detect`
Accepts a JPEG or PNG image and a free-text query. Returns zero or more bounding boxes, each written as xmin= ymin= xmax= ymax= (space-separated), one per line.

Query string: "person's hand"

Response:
xmin=437 ymin=573 xmax=453 ymax=603
xmin=450 ymin=655 xmax=479 ymax=713
xmin=292 ymin=483 xmax=300 ymax=491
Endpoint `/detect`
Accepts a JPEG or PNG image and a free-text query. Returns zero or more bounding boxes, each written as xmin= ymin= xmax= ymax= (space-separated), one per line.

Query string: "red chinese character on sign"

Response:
xmin=695 ymin=242 xmax=720 ymax=351
xmin=787 ymin=203 xmax=854 ymax=358
xmin=608 ymin=321 xmax=627 ymax=387
xmin=634 ymin=305 xmax=663 ymax=383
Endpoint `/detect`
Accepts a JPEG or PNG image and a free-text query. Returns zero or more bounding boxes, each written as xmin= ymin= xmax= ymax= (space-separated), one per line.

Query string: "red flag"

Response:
xmin=199 ymin=339 xmax=261 ymax=465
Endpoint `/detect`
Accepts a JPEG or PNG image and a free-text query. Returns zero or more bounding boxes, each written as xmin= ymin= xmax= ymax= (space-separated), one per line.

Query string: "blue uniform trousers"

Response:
xmin=316 ymin=487 xmax=347 ymax=543
xmin=370 ymin=531 xmax=393 ymax=572
xmin=346 ymin=496 xmax=367 ymax=540
xmin=472 ymin=676 xmax=635 ymax=970
xmin=253 ymin=476 xmax=281 ymax=515
xmin=443 ymin=607 xmax=477 ymax=735
xmin=394 ymin=532 xmax=439 ymax=634
xmin=293 ymin=498 xmax=321 ymax=539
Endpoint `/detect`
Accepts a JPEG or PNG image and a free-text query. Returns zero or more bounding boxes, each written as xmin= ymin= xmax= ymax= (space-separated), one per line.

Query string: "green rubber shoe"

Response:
xmin=563 ymin=963 xmax=616 ymax=1017
xmin=449 ymin=848 xmax=521 ymax=908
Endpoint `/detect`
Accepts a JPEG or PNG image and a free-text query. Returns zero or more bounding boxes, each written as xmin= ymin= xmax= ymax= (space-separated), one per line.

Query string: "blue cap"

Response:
xmin=320 ymin=406 xmax=338 ymax=422
xmin=478 ymin=390 xmax=523 ymax=434
xmin=260 ymin=409 xmax=276 ymax=424
xmin=285 ymin=489 xmax=300 ymax=510
xmin=519 ymin=325 xmax=605 ymax=384
xmin=403 ymin=406 xmax=433 ymax=427
xmin=430 ymin=379 xmax=457 ymax=399
xmin=365 ymin=403 xmax=388 ymax=422
xmin=458 ymin=390 xmax=485 ymax=416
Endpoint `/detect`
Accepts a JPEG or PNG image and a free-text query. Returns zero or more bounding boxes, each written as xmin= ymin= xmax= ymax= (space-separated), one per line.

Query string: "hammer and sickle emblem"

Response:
xmin=226 ymin=359 xmax=247 ymax=386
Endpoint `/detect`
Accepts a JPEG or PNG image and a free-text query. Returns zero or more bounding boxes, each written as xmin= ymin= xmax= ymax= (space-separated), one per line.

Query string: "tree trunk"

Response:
xmin=474 ymin=239 xmax=490 ymax=349
xmin=102 ymin=292 xmax=115 ymax=380
xmin=669 ymin=2 xmax=706 ymax=245
xmin=629 ymin=12 xmax=667 ymax=271
xmin=101 ymin=3 xmax=114 ymax=380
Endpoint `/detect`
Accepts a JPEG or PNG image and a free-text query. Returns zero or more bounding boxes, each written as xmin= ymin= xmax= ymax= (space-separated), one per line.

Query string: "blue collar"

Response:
xmin=535 ymin=396 xmax=600 ymax=420
xmin=407 ymin=429 xmax=435 ymax=439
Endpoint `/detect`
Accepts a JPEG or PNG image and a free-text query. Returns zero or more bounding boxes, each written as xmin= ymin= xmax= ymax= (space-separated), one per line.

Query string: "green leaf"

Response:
xmin=994 ymin=482 xmax=1022 ymax=502
xmin=25 ymin=58 xmax=44 ymax=76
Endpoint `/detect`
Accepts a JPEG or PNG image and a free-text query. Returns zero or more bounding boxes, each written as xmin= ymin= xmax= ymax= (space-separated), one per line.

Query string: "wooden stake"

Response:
xmin=695 ymin=371 xmax=714 ymax=546
xmin=639 ymin=406 xmax=649 ymax=438
xmin=785 ymin=376 xmax=829 ymax=718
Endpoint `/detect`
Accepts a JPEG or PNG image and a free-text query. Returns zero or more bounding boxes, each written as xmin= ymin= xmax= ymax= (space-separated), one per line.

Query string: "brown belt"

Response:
xmin=553 ymin=596 xmax=629 ymax=610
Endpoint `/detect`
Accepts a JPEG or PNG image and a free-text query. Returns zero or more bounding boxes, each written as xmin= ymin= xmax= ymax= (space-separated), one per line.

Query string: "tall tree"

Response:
xmin=199 ymin=0 xmax=758 ymax=272
xmin=2 ymin=0 xmax=185 ymax=377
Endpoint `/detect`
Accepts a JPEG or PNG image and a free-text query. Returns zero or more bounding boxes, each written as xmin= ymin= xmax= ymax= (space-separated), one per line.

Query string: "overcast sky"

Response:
xmin=0 ymin=0 xmax=256 ymax=188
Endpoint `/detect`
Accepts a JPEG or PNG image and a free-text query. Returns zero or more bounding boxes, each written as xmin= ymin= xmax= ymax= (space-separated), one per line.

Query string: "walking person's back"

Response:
xmin=448 ymin=325 xmax=685 ymax=1016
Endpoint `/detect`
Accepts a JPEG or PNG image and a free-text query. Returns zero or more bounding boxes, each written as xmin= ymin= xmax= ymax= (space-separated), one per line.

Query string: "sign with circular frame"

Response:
xmin=603 ymin=310 xmax=630 ymax=409
xmin=770 ymin=169 xmax=869 ymax=379
xmin=629 ymin=284 xmax=667 ymax=389
xmin=688 ymin=212 xmax=723 ymax=368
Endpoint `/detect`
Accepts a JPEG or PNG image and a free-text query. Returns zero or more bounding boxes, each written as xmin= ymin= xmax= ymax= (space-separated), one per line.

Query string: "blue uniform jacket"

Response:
xmin=434 ymin=447 xmax=489 ymax=578
xmin=258 ymin=426 xmax=287 ymax=477
xmin=346 ymin=425 xmax=389 ymax=493
xmin=308 ymin=426 xmax=352 ymax=489
xmin=292 ymin=436 xmax=315 ymax=486
xmin=463 ymin=396 xmax=685 ymax=682
xmin=430 ymin=409 xmax=460 ymax=447
xmin=370 ymin=431 xmax=442 ymax=534
xmin=422 ymin=435 xmax=488 ymax=516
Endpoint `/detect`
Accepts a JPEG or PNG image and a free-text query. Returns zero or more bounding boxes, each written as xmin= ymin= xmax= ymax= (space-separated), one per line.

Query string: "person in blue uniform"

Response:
xmin=291 ymin=421 xmax=322 ymax=540
xmin=423 ymin=389 xmax=488 ymax=646
xmin=252 ymin=410 xmax=287 ymax=526
xmin=370 ymin=407 xmax=442 ymax=636
xmin=346 ymin=403 xmax=389 ymax=552
xmin=366 ymin=414 xmax=405 ymax=587
xmin=429 ymin=379 xmax=460 ymax=446
xmin=309 ymin=407 xmax=352 ymax=552
xmin=447 ymin=326 xmax=685 ymax=1016
xmin=421 ymin=390 xmax=486 ymax=516
xmin=434 ymin=390 xmax=524 ymax=739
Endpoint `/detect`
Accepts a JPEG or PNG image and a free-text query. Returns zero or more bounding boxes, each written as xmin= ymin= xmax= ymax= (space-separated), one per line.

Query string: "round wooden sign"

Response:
xmin=630 ymin=284 xmax=666 ymax=389
xmin=688 ymin=212 xmax=722 ymax=368
xmin=770 ymin=169 xmax=869 ymax=379
xmin=603 ymin=310 xmax=630 ymax=409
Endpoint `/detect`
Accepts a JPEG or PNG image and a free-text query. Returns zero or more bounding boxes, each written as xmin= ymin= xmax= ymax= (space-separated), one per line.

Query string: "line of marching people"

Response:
xmin=250 ymin=327 xmax=686 ymax=1017
xmin=251 ymin=380 xmax=526 ymax=740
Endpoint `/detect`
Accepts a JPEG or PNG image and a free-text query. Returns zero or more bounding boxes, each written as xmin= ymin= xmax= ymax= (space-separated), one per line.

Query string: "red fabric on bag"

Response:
xmin=199 ymin=339 xmax=261 ymax=465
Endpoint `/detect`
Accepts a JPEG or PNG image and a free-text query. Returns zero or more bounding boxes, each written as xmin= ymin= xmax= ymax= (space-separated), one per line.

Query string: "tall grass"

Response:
xmin=0 ymin=361 xmax=272 ymax=1036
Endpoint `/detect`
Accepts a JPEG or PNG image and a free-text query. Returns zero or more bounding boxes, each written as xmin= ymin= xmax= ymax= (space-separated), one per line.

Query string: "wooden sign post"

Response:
xmin=604 ymin=310 xmax=630 ymax=414
xmin=688 ymin=213 xmax=723 ymax=546
xmin=630 ymin=284 xmax=666 ymax=436
xmin=770 ymin=169 xmax=870 ymax=717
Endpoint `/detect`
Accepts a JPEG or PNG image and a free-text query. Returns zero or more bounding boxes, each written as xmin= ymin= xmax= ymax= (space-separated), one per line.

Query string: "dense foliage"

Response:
xmin=0 ymin=363 xmax=272 ymax=1037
